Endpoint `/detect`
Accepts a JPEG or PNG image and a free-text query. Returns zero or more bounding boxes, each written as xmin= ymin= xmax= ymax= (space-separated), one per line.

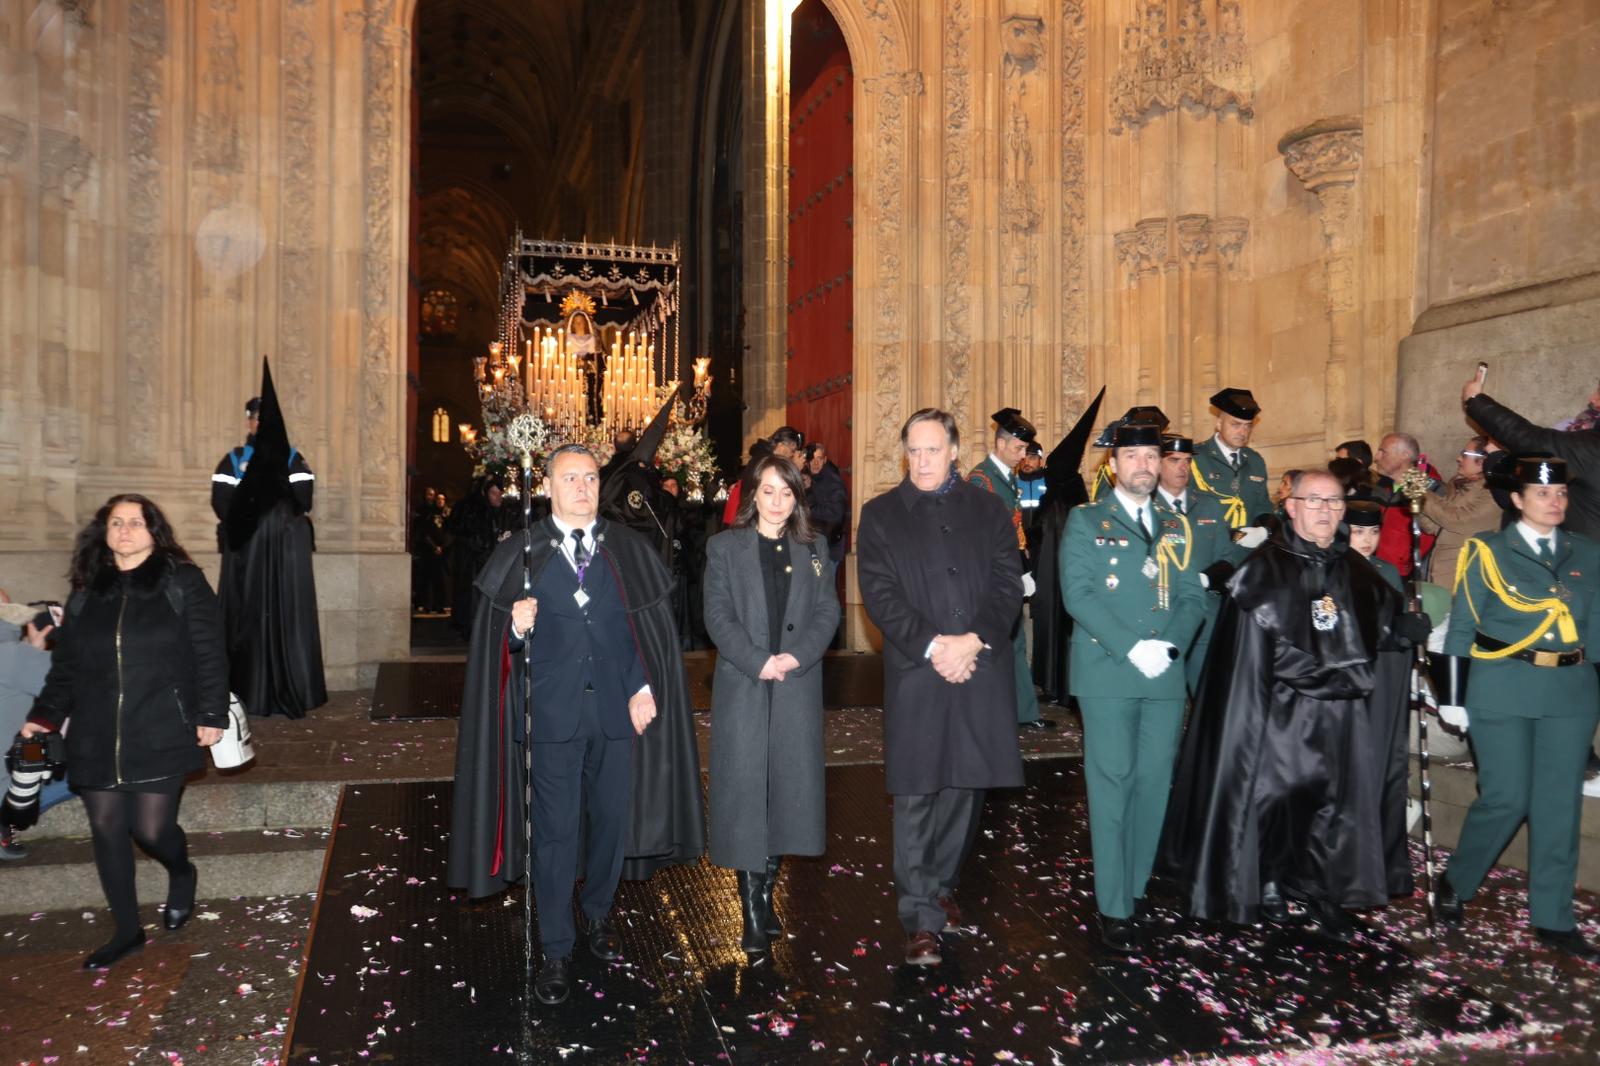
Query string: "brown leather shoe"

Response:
xmin=937 ymin=895 xmax=964 ymax=934
xmin=904 ymin=930 xmax=941 ymax=966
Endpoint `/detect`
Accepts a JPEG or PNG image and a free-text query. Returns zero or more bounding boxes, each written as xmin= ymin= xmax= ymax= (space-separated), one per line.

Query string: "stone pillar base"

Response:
xmin=0 ymin=550 xmax=410 ymax=693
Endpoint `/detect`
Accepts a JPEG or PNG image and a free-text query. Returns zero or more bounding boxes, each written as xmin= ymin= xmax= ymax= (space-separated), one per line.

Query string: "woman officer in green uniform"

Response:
xmin=1435 ymin=455 xmax=1600 ymax=959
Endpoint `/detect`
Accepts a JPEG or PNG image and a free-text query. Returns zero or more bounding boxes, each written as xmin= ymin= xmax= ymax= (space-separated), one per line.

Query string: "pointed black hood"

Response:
xmin=600 ymin=393 xmax=676 ymax=510
xmin=1044 ymin=386 xmax=1105 ymax=501
xmin=226 ymin=357 xmax=300 ymax=550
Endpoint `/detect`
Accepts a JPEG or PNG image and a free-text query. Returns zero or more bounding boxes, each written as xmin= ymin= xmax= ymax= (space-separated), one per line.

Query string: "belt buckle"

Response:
xmin=1532 ymin=649 xmax=1560 ymax=668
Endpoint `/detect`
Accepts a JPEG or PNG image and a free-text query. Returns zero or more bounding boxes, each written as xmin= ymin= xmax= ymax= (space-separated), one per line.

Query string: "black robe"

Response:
xmin=216 ymin=360 xmax=326 ymax=719
xmin=1159 ymin=528 xmax=1412 ymax=922
xmin=446 ymin=517 xmax=705 ymax=899
xmin=1028 ymin=486 xmax=1081 ymax=704
xmin=1030 ymin=387 xmax=1103 ymax=703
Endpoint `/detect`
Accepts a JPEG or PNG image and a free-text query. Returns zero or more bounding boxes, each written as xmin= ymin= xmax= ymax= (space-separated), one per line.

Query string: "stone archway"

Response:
xmin=743 ymin=0 xmax=1093 ymax=505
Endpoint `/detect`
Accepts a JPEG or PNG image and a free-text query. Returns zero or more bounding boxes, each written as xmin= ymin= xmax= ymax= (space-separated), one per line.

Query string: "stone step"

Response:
xmin=0 ymin=826 xmax=330 ymax=915
xmin=25 ymin=779 xmax=344 ymax=840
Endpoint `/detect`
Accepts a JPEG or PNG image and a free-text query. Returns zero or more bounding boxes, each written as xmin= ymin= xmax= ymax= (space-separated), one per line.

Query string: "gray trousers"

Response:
xmin=892 ymin=787 xmax=984 ymax=934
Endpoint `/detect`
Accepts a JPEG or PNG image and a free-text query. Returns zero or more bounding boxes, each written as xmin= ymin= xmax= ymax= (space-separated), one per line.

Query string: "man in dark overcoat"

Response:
xmin=857 ymin=408 xmax=1026 ymax=967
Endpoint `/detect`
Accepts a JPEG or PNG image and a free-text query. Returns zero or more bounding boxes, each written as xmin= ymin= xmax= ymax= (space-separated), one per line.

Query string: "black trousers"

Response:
xmin=528 ymin=692 xmax=632 ymax=959
xmin=892 ymin=787 xmax=984 ymax=935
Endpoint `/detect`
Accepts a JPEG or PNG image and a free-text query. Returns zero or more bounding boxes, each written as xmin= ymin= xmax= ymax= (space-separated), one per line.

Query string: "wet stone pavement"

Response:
xmin=2 ymin=685 xmax=1596 ymax=1064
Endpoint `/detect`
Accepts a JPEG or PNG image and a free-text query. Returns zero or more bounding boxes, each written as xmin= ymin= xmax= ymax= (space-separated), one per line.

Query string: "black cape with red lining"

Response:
xmin=1157 ymin=526 xmax=1414 ymax=922
xmin=445 ymin=516 xmax=705 ymax=899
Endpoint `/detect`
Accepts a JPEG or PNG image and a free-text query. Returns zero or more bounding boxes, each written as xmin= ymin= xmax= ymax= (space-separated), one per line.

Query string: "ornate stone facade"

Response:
xmin=10 ymin=0 xmax=1579 ymax=668
xmin=1 ymin=0 xmax=412 ymax=687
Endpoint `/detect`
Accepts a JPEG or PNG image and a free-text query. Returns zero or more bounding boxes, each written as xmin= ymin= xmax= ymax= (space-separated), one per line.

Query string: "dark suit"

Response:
xmin=516 ymin=521 xmax=648 ymax=959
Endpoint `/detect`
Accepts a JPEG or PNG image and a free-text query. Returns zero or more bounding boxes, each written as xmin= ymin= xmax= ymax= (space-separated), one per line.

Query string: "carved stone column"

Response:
xmin=1211 ymin=215 xmax=1250 ymax=396
xmin=1134 ymin=217 xmax=1168 ymax=403
xmin=858 ymin=68 xmax=921 ymax=493
xmin=998 ymin=13 xmax=1045 ymax=425
xmin=741 ymin=0 xmax=790 ymax=451
xmin=1280 ymin=118 xmax=1363 ymax=450
xmin=1176 ymin=214 xmax=1214 ymax=431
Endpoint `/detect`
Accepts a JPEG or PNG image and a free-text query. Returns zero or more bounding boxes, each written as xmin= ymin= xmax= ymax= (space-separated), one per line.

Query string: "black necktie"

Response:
xmin=571 ymin=528 xmax=590 ymax=571
xmin=1228 ymin=450 xmax=1241 ymax=474
xmin=1135 ymin=506 xmax=1152 ymax=544
xmin=1171 ymin=496 xmax=1184 ymax=516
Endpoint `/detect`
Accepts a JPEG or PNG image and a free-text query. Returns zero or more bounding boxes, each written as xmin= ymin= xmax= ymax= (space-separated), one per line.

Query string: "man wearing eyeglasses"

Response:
xmin=1418 ymin=436 xmax=1502 ymax=583
xmin=1162 ymin=469 xmax=1431 ymax=943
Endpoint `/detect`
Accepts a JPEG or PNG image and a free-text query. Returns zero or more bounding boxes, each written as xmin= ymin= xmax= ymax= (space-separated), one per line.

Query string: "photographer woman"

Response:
xmin=23 ymin=494 xmax=230 ymax=969
xmin=703 ymin=455 xmax=839 ymax=956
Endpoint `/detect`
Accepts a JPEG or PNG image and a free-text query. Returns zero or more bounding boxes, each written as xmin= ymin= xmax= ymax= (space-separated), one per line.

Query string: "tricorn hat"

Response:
xmin=1111 ymin=422 xmax=1163 ymax=450
xmin=1161 ymin=434 xmax=1195 ymax=455
xmin=1122 ymin=405 xmax=1169 ymax=430
xmin=991 ymin=407 xmax=1038 ymax=444
xmin=1210 ymin=388 xmax=1261 ymax=421
xmin=1512 ymin=453 xmax=1567 ymax=487
xmin=1344 ymin=499 xmax=1384 ymax=527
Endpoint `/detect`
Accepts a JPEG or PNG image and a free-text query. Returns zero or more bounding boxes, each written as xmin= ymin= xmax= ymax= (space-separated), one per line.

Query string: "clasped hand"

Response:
xmin=510 ymin=597 xmax=538 ymax=638
xmin=1127 ymin=639 xmax=1177 ymax=680
xmin=930 ymin=633 xmax=983 ymax=684
xmin=759 ymin=653 xmax=801 ymax=681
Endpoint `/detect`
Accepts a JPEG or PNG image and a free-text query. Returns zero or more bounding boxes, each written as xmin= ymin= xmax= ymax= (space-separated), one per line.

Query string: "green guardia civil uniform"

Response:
xmin=1061 ymin=492 xmax=1207 ymax=919
xmin=1160 ymin=489 xmax=1249 ymax=692
xmin=1442 ymin=525 xmax=1600 ymax=932
xmin=967 ymin=455 xmax=1043 ymax=726
xmin=1190 ymin=435 xmax=1273 ymax=530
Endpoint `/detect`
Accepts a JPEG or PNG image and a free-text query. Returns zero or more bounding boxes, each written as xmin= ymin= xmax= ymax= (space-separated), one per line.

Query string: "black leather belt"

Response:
xmin=1473 ymin=632 xmax=1585 ymax=667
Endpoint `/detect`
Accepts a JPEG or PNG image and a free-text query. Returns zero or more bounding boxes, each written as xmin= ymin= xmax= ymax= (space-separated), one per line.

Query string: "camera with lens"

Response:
xmin=4 ymin=732 xmax=66 ymax=831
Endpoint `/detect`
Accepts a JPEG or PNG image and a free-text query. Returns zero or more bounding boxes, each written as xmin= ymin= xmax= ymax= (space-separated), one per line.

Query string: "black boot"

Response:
xmin=1260 ymin=881 xmax=1291 ymax=924
xmin=1313 ymin=899 xmax=1358 ymax=944
xmin=737 ymin=870 xmax=770 ymax=955
xmin=1434 ymin=874 xmax=1465 ymax=925
xmin=761 ymin=856 xmax=782 ymax=936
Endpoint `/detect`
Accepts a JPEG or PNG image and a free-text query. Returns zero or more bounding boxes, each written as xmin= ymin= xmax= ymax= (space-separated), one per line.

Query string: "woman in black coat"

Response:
xmin=703 ymin=456 xmax=839 ymax=956
xmin=24 ymin=494 xmax=230 ymax=969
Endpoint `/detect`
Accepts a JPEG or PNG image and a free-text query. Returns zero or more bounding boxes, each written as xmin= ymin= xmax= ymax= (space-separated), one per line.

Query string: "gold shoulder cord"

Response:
xmin=1189 ymin=460 xmax=1246 ymax=527
xmin=1155 ymin=513 xmax=1194 ymax=611
xmin=1088 ymin=462 xmax=1113 ymax=503
xmin=1454 ymin=538 xmax=1578 ymax=659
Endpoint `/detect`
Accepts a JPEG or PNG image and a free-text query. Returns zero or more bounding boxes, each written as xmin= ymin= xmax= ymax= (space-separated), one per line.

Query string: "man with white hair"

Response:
xmin=1162 ymin=469 xmax=1430 ymax=942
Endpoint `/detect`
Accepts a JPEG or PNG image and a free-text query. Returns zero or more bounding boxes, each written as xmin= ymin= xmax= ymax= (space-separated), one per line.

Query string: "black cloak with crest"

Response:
xmin=1158 ymin=526 xmax=1414 ymax=922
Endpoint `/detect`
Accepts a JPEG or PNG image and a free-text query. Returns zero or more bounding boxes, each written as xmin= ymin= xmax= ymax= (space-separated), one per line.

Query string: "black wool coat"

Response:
xmin=31 ymin=554 xmax=231 ymax=789
xmin=702 ymin=527 xmax=840 ymax=871
xmin=856 ymin=476 xmax=1025 ymax=796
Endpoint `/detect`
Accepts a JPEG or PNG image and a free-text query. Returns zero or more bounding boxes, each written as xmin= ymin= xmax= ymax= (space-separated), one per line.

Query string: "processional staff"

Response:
xmin=1399 ymin=457 xmax=1438 ymax=933
xmin=505 ymin=412 xmax=548 ymax=977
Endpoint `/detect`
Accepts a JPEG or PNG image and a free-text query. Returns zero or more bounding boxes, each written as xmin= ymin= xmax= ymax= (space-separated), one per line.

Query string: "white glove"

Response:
xmin=1438 ymin=704 xmax=1470 ymax=731
xmin=1021 ymin=572 xmax=1037 ymax=598
xmin=1235 ymin=525 xmax=1268 ymax=549
xmin=1128 ymin=639 xmax=1177 ymax=680
xmin=1198 ymin=572 xmax=1211 ymax=590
